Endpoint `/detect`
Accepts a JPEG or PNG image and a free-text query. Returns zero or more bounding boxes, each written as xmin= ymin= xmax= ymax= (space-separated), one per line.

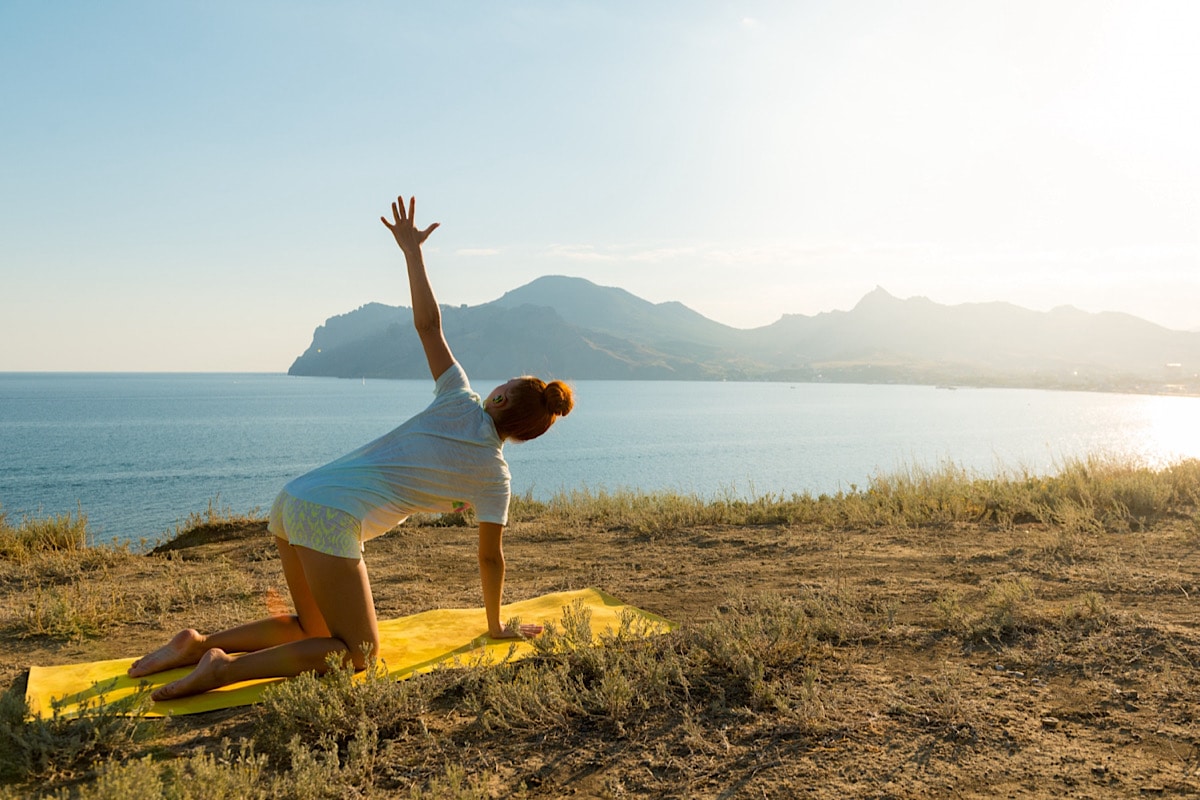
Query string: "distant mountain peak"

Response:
xmin=851 ymin=287 xmax=947 ymax=314
xmin=1050 ymin=304 xmax=1085 ymax=315
xmin=501 ymin=274 xmax=599 ymax=294
xmin=851 ymin=286 xmax=903 ymax=312
xmin=495 ymin=275 xmax=628 ymax=308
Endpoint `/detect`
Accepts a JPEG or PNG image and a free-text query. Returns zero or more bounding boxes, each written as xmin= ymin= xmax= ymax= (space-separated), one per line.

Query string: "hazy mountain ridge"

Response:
xmin=288 ymin=277 xmax=1200 ymax=393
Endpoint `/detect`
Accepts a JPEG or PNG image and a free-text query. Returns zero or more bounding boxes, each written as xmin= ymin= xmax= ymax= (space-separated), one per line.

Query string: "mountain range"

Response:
xmin=288 ymin=276 xmax=1200 ymax=393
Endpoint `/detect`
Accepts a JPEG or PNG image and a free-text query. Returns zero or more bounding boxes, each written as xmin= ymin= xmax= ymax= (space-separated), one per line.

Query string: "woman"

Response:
xmin=129 ymin=195 xmax=573 ymax=700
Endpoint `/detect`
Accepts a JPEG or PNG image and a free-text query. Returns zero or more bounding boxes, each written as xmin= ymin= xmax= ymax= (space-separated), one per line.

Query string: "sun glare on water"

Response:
xmin=1142 ymin=394 xmax=1200 ymax=466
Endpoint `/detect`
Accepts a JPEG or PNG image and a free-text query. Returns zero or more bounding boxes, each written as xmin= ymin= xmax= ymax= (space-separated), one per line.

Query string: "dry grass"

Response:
xmin=0 ymin=507 xmax=90 ymax=562
xmin=0 ymin=456 xmax=1198 ymax=798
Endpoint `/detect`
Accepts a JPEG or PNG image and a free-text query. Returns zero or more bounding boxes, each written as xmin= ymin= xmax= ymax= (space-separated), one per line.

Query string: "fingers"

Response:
xmin=384 ymin=196 xmax=420 ymax=225
xmin=381 ymin=198 xmax=403 ymax=230
xmin=381 ymin=197 xmax=408 ymax=230
xmin=383 ymin=195 xmax=439 ymax=242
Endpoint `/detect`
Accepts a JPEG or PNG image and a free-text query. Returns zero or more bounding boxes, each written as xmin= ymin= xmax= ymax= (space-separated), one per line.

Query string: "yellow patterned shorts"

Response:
xmin=268 ymin=491 xmax=363 ymax=560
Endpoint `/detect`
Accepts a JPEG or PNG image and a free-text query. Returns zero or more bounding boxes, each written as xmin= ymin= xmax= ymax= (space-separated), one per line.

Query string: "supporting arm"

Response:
xmin=478 ymin=521 xmax=544 ymax=640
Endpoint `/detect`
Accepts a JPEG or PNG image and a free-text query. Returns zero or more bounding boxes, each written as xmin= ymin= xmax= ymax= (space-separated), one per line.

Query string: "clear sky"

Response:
xmin=2 ymin=1 xmax=1197 ymax=372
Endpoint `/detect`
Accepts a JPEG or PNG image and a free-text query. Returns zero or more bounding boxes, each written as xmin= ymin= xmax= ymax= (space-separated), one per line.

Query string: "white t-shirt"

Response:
xmin=283 ymin=364 xmax=510 ymax=542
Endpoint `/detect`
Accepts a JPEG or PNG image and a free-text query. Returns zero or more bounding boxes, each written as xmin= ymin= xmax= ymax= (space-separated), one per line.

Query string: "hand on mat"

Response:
xmin=491 ymin=622 xmax=544 ymax=640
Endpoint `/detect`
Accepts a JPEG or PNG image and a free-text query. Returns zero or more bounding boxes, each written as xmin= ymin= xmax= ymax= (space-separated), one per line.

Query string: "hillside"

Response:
xmin=288 ymin=277 xmax=1200 ymax=393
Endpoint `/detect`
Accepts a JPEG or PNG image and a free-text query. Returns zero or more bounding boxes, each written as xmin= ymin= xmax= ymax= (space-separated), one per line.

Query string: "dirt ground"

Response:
xmin=3 ymin=513 xmax=1200 ymax=798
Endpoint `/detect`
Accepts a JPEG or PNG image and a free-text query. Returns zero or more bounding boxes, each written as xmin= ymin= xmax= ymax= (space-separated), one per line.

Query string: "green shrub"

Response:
xmin=45 ymin=742 xmax=275 ymax=800
xmin=252 ymin=652 xmax=427 ymax=766
xmin=0 ymin=680 xmax=157 ymax=784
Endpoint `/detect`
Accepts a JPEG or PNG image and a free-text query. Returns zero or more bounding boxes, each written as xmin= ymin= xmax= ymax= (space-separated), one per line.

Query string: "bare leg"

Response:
xmin=150 ymin=541 xmax=380 ymax=700
xmin=130 ymin=537 xmax=335 ymax=678
xmin=151 ymin=639 xmax=346 ymax=700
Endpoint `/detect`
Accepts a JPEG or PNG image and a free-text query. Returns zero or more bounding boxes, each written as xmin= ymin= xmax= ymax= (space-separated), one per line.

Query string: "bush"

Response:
xmin=0 ymin=680 xmax=157 ymax=784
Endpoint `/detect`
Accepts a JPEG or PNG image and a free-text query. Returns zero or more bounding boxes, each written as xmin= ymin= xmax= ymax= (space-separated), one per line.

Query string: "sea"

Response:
xmin=2 ymin=372 xmax=1199 ymax=547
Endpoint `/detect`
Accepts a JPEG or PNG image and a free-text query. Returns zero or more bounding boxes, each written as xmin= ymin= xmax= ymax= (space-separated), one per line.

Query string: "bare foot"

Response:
xmin=128 ymin=629 xmax=207 ymax=677
xmin=151 ymin=648 xmax=233 ymax=701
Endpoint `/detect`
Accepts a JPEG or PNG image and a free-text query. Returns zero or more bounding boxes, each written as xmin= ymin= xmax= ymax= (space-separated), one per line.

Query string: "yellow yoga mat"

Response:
xmin=25 ymin=588 xmax=672 ymax=719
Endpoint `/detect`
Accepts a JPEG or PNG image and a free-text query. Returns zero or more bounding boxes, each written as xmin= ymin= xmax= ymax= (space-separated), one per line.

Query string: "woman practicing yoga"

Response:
xmin=130 ymin=195 xmax=573 ymax=700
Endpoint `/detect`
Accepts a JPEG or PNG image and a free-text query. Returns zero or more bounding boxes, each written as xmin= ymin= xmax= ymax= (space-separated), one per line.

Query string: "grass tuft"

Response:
xmin=0 ymin=506 xmax=90 ymax=563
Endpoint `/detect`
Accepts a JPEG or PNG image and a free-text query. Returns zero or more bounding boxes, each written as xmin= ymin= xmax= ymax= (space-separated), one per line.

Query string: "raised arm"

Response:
xmin=381 ymin=195 xmax=454 ymax=381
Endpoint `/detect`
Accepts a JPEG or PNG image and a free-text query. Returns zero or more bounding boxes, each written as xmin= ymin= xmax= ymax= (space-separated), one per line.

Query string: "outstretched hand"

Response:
xmin=490 ymin=623 xmax=545 ymax=641
xmin=381 ymin=195 xmax=439 ymax=256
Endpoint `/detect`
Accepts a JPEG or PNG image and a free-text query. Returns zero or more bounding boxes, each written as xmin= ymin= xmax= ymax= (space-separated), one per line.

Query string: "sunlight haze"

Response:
xmin=1 ymin=0 xmax=1196 ymax=371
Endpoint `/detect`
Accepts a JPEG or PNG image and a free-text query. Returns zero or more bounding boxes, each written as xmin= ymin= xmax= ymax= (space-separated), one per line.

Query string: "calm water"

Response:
xmin=2 ymin=373 xmax=1199 ymax=545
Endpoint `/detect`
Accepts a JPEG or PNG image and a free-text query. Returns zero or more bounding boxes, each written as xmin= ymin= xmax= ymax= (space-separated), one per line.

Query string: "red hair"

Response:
xmin=494 ymin=377 xmax=574 ymax=442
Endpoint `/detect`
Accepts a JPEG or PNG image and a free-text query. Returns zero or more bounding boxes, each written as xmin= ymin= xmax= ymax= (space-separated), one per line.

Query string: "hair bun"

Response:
xmin=543 ymin=381 xmax=574 ymax=417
